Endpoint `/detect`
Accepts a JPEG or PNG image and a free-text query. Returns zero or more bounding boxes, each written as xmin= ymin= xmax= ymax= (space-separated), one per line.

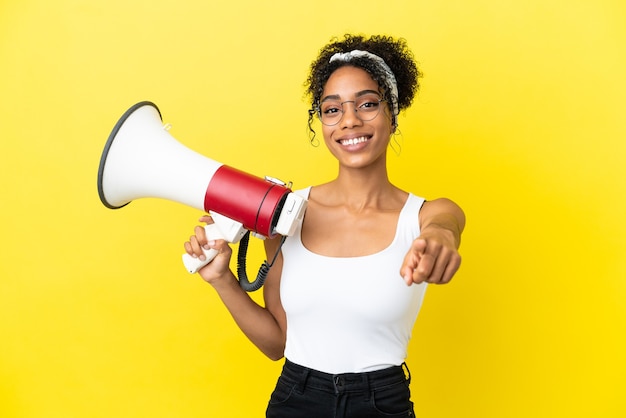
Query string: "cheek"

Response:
xmin=321 ymin=125 xmax=335 ymax=142
xmin=376 ymin=115 xmax=394 ymax=137
xmin=382 ymin=107 xmax=395 ymax=130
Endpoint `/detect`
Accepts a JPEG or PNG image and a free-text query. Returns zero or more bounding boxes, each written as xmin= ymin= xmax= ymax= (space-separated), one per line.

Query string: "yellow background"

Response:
xmin=1 ymin=0 xmax=625 ymax=417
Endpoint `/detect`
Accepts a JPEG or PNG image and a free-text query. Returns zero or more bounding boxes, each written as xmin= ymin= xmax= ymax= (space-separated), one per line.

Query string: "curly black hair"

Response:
xmin=305 ymin=34 xmax=421 ymax=138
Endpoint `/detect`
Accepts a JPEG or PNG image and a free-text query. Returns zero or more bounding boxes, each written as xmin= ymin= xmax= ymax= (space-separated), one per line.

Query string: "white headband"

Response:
xmin=329 ymin=50 xmax=399 ymax=118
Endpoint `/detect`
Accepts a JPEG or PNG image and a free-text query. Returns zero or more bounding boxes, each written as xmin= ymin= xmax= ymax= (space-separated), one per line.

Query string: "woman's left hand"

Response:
xmin=400 ymin=198 xmax=465 ymax=286
xmin=400 ymin=229 xmax=461 ymax=285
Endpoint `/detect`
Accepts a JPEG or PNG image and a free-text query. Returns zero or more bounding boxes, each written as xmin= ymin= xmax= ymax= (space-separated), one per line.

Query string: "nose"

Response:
xmin=339 ymin=102 xmax=362 ymax=128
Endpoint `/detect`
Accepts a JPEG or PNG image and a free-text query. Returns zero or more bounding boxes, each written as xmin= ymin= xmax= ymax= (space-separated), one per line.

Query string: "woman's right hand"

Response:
xmin=183 ymin=215 xmax=234 ymax=286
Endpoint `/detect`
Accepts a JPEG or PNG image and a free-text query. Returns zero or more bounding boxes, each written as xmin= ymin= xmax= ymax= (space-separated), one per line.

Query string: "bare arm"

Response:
xmin=184 ymin=216 xmax=287 ymax=360
xmin=400 ymin=198 xmax=466 ymax=285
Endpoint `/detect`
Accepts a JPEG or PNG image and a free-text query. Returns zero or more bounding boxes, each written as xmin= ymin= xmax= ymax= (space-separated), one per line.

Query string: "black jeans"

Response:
xmin=266 ymin=359 xmax=414 ymax=417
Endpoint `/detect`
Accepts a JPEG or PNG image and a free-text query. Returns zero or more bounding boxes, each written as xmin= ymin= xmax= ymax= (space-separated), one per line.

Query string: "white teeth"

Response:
xmin=340 ymin=136 xmax=368 ymax=146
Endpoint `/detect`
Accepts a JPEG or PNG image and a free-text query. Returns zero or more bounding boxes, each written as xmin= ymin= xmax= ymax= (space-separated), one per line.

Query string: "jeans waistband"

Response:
xmin=282 ymin=359 xmax=410 ymax=395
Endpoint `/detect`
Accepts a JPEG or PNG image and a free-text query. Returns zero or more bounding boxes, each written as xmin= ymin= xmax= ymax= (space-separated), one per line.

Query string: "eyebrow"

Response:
xmin=320 ymin=89 xmax=381 ymax=103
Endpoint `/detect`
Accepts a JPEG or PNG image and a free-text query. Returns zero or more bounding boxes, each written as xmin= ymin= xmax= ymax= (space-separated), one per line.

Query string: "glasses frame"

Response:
xmin=315 ymin=96 xmax=387 ymax=126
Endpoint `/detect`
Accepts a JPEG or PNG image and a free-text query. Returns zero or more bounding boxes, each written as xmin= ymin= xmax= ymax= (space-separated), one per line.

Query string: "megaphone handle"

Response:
xmin=181 ymin=223 xmax=225 ymax=274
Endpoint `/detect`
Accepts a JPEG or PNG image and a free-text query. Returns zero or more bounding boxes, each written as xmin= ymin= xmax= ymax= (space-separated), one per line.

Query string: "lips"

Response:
xmin=337 ymin=136 xmax=370 ymax=146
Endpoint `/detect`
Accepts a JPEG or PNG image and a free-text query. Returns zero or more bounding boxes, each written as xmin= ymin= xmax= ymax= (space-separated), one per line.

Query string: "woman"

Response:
xmin=184 ymin=34 xmax=465 ymax=417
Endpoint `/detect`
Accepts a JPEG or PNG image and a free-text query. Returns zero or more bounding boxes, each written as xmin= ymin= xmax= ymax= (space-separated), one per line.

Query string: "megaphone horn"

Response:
xmin=97 ymin=101 xmax=293 ymax=238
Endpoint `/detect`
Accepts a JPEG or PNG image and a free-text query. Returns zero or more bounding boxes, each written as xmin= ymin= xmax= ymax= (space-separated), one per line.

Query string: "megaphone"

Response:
xmin=97 ymin=101 xmax=307 ymax=291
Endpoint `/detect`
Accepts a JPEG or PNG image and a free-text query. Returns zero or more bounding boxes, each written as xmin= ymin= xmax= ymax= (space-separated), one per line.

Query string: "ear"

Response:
xmin=389 ymin=108 xmax=398 ymax=134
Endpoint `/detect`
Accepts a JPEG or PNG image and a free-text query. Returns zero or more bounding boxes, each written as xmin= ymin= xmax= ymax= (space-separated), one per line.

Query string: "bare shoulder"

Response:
xmin=420 ymin=198 xmax=466 ymax=230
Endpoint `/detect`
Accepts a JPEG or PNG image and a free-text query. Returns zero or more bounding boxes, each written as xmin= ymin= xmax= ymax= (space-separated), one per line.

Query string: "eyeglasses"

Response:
xmin=315 ymin=94 xmax=386 ymax=126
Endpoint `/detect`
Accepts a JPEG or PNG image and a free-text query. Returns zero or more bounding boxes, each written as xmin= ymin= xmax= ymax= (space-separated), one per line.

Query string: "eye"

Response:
xmin=357 ymin=97 xmax=381 ymax=111
xmin=321 ymin=103 xmax=342 ymax=115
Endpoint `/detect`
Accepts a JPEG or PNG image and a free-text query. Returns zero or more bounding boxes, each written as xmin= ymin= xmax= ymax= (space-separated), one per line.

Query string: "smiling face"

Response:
xmin=320 ymin=65 xmax=395 ymax=170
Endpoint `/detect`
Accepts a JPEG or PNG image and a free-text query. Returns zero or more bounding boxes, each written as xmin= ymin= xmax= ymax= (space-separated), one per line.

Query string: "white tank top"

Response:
xmin=280 ymin=187 xmax=428 ymax=374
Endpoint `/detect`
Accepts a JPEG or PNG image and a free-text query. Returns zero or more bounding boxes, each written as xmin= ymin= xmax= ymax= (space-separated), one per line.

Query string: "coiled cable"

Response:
xmin=236 ymin=231 xmax=286 ymax=292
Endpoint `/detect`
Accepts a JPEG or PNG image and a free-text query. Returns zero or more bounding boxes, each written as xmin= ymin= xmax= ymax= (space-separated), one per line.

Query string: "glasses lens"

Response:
xmin=356 ymin=94 xmax=383 ymax=121
xmin=318 ymin=101 xmax=343 ymax=126
xmin=317 ymin=94 xmax=384 ymax=126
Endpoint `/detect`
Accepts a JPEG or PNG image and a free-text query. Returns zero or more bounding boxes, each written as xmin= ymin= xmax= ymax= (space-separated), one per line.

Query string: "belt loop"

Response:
xmin=333 ymin=375 xmax=341 ymax=395
xmin=364 ymin=372 xmax=371 ymax=402
xmin=402 ymin=362 xmax=412 ymax=386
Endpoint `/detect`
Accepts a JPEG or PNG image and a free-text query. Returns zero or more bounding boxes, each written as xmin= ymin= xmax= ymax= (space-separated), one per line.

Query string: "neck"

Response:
xmin=322 ymin=164 xmax=402 ymax=211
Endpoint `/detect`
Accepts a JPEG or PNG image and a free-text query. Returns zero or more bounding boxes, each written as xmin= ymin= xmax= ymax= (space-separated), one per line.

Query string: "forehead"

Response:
xmin=322 ymin=66 xmax=380 ymax=98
